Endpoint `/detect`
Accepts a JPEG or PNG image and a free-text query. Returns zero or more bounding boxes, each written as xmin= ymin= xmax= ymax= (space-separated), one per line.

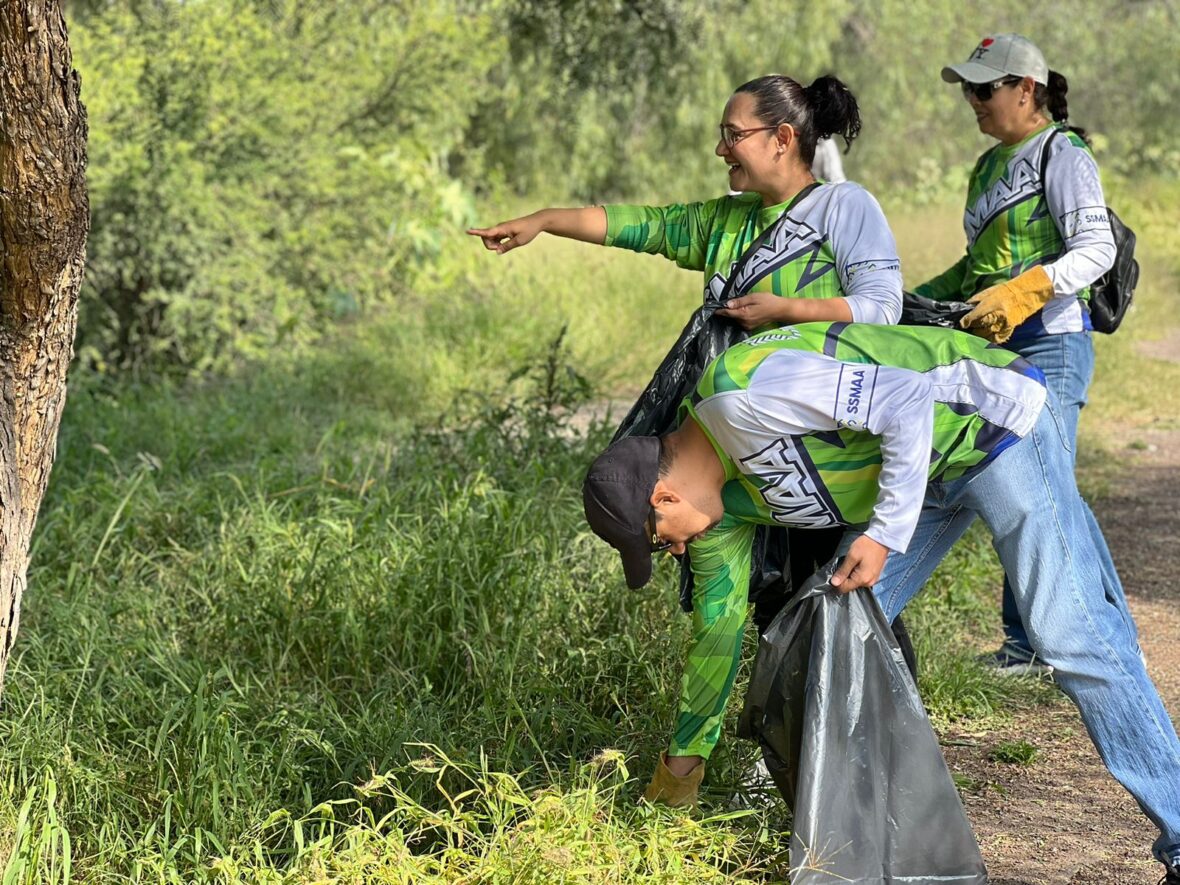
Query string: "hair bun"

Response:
xmin=805 ymin=75 xmax=862 ymax=149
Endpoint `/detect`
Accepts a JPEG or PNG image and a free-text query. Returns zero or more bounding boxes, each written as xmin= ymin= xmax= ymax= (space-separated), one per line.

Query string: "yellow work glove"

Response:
xmin=960 ymin=266 xmax=1055 ymax=344
xmin=642 ymin=753 xmax=704 ymax=809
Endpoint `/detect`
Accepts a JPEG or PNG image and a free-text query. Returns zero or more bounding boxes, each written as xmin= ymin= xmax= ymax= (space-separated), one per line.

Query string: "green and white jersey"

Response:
xmin=604 ymin=183 xmax=902 ymax=327
xmin=666 ymin=322 xmax=1046 ymax=760
xmin=915 ymin=124 xmax=1115 ymax=342
xmin=682 ymin=322 xmax=1047 ymax=553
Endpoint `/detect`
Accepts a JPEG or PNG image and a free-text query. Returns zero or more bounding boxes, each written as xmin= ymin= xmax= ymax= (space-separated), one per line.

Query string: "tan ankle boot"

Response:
xmin=642 ymin=753 xmax=704 ymax=808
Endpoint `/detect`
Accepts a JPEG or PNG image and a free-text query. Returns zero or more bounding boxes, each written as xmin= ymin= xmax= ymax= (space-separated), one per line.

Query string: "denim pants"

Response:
xmin=1001 ymin=332 xmax=1136 ymax=653
xmin=841 ymin=400 xmax=1180 ymax=863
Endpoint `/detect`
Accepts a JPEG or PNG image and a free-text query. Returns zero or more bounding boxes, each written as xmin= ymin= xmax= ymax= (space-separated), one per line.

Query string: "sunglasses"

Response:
xmin=961 ymin=76 xmax=1023 ymax=102
xmin=646 ymin=507 xmax=672 ymax=554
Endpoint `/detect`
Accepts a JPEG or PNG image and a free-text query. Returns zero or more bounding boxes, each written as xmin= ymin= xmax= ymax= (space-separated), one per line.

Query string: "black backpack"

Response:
xmin=1041 ymin=129 xmax=1139 ymax=333
xmin=1088 ymin=207 xmax=1139 ymax=333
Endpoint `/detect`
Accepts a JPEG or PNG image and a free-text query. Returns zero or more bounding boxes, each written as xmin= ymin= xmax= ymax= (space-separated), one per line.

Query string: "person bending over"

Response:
xmin=471 ymin=73 xmax=904 ymax=634
xmin=582 ymin=322 xmax=1180 ymax=883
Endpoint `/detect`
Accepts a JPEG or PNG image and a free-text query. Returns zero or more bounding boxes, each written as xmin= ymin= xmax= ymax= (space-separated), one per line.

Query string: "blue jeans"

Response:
xmin=840 ymin=401 xmax=1180 ymax=863
xmin=1000 ymin=332 xmax=1135 ymax=653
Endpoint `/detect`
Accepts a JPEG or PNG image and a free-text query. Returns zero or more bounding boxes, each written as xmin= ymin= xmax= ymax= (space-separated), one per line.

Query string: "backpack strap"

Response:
xmin=1038 ymin=126 xmax=1062 ymax=196
xmin=717 ymin=181 xmax=823 ymax=304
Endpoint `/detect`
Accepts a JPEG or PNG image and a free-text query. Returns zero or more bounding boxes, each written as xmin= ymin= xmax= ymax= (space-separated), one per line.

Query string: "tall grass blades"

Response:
xmin=2 ymin=772 xmax=71 ymax=885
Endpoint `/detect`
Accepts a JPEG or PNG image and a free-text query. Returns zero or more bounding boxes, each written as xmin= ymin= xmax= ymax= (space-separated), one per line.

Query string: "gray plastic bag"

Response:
xmin=738 ymin=564 xmax=987 ymax=885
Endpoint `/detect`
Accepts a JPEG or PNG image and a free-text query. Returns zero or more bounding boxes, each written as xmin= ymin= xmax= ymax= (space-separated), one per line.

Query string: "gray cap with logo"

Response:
xmin=941 ymin=34 xmax=1048 ymax=86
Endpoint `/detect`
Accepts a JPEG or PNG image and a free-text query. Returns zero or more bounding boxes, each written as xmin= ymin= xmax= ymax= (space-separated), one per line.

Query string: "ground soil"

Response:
xmin=945 ymin=419 xmax=1180 ymax=885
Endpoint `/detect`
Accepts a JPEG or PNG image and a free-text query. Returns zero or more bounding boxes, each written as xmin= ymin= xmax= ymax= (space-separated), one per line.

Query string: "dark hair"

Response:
xmin=1035 ymin=69 xmax=1089 ymax=145
xmin=657 ymin=434 xmax=674 ymax=477
xmin=735 ymin=74 xmax=862 ymax=165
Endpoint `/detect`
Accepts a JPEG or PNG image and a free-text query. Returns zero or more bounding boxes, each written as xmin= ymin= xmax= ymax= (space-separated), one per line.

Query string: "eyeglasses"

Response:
xmin=646 ymin=508 xmax=672 ymax=554
xmin=719 ymin=123 xmax=779 ymax=150
xmin=961 ymin=76 xmax=1022 ymax=102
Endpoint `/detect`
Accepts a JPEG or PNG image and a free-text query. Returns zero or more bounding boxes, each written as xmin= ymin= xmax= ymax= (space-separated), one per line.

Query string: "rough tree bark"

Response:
xmin=0 ymin=1 xmax=88 ymax=698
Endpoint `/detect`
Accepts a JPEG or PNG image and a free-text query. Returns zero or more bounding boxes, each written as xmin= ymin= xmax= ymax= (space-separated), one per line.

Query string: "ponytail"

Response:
xmin=1035 ymin=69 xmax=1089 ymax=145
xmin=803 ymin=75 xmax=862 ymax=153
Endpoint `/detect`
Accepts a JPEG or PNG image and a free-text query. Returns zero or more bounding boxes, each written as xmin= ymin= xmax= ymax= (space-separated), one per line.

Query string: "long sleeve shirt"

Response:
xmin=604 ymin=183 xmax=903 ymax=326
xmin=668 ymin=322 xmax=1047 ymax=758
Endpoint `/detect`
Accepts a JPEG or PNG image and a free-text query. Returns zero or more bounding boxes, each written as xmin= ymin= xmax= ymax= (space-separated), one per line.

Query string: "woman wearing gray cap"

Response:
xmin=913 ymin=34 xmax=1131 ymax=679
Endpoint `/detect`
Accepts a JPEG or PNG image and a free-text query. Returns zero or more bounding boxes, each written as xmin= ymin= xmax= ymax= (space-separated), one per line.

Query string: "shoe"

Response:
xmin=1158 ymin=857 xmax=1180 ymax=885
xmin=978 ymin=642 xmax=1054 ymax=678
xmin=642 ymin=753 xmax=704 ymax=809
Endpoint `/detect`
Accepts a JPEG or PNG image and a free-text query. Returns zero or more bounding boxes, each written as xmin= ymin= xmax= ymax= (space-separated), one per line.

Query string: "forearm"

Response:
xmin=1044 ymin=142 xmax=1115 ymax=297
xmin=1043 ymin=236 xmax=1116 ymax=296
xmin=670 ymin=587 xmax=747 ymax=758
xmin=535 ymin=206 xmax=608 ymax=245
xmin=773 ymin=295 xmax=855 ymax=325
xmin=914 ymin=254 xmax=970 ymax=301
xmin=670 ymin=522 xmax=753 ymax=759
xmin=839 ymin=365 xmax=934 ymax=553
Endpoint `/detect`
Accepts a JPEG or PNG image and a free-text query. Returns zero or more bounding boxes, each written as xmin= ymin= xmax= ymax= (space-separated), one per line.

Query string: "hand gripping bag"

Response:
xmin=738 ymin=563 xmax=987 ymax=885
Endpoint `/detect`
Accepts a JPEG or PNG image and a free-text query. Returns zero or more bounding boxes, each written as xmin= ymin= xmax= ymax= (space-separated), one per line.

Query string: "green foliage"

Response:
xmin=74 ymin=0 xmax=501 ymax=372
xmin=11 ymin=3 xmax=1180 ymax=877
xmin=68 ymin=0 xmax=1180 ymax=372
xmin=0 ymin=309 xmax=1065 ymax=879
xmin=0 ymin=329 xmax=800 ymax=880
xmin=3 ymin=773 xmax=71 ymax=885
xmin=211 ymin=749 xmax=776 ymax=883
xmin=467 ymin=0 xmax=712 ymax=201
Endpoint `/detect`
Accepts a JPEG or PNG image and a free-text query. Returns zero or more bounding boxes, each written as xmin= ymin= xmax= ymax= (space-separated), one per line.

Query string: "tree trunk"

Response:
xmin=0 ymin=1 xmax=89 ymax=698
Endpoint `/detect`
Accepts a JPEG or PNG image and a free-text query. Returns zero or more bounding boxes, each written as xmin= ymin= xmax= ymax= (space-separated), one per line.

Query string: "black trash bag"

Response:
xmin=611 ymin=301 xmax=740 ymax=444
xmin=900 ymin=290 xmax=973 ymax=328
xmin=738 ymin=562 xmax=987 ymax=885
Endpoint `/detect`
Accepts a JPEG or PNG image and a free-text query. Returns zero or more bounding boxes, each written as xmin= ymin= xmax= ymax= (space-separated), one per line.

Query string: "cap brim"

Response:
xmin=620 ymin=547 xmax=654 ymax=590
xmin=941 ymin=61 xmax=1008 ymax=84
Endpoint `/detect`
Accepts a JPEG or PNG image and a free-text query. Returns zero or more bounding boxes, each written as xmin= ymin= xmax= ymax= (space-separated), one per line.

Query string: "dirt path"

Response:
xmin=946 ymin=426 xmax=1180 ymax=884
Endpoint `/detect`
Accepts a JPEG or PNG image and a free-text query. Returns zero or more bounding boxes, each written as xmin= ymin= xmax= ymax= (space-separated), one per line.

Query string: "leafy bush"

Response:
xmin=67 ymin=0 xmax=1180 ymax=373
xmin=74 ymin=0 xmax=500 ymax=372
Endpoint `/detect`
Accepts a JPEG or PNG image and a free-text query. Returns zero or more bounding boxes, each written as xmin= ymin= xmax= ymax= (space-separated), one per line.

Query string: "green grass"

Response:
xmin=2 ymin=343 xmax=781 ymax=881
xmin=988 ymin=740 xmax=1039 ymax=766
xmin=1 ymin=184 xmax=1176 ymax=881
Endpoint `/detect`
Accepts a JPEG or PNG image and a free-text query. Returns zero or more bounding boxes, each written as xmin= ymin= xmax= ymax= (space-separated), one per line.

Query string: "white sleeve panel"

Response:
xmin=827 ymin=185 xmax=903 ymax=325
xmin=850 ymin=365 xmax=935 ymax=553
xmin=1042 ymin=142 xmax=1116 ymax=297
xmin=698 ymin=350 xmax=934 ymax=552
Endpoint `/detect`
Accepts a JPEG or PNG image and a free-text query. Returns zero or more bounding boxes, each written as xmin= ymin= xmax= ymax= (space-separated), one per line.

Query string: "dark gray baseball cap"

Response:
xmin=941 ymin=34 xmax=1049 ymax=86
xmin=582 ymin=435 xmax=662 ymax=589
